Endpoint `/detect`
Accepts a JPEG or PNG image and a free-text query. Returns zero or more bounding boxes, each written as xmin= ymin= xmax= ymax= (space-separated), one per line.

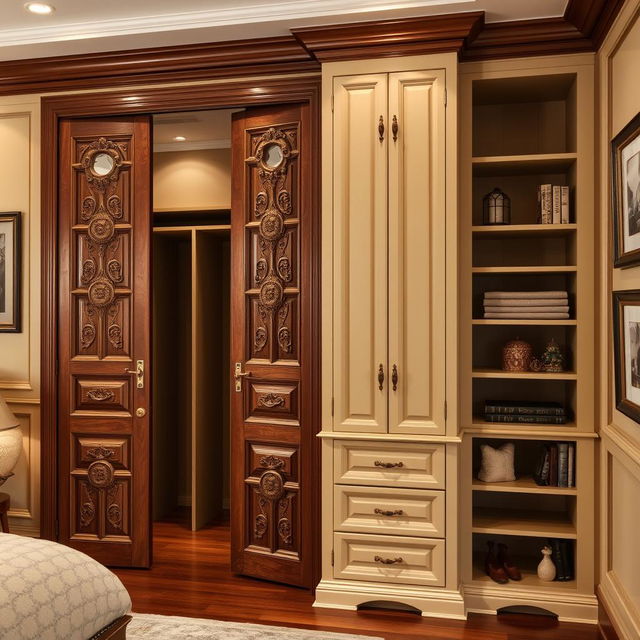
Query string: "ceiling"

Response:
xmin=0 ymin=0 xmax=569 ymax=61
xmin=153 ymin=110 xmax=240 ymax=152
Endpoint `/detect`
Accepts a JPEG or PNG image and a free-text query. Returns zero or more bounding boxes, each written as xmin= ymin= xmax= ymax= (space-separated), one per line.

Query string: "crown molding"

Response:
xmin=292 ymin=12 xmax=485 ymax=61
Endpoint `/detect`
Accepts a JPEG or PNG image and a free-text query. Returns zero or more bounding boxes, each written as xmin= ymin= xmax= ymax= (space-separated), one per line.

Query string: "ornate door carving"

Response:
xmin=230 ymin=105 xmax=314 ymax=587
xmin=58 ymin=117 xmax=151 ymax=567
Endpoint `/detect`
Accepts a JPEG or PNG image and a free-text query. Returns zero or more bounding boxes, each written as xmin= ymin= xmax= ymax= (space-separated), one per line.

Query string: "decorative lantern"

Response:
xmin=502 ymin=338 xmax=533 ymax=372
xmin=541 ymin=338 xmax=564 ymax=373
xmin=483 ymin=187 xmax=511 ymax=225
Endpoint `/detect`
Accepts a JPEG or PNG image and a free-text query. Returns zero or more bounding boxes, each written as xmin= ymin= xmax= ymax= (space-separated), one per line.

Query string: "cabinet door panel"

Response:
xmin=333 ymin=74 xmax=388 ymax=433
xmin=388 ymin=70 xmax=446 ymax=435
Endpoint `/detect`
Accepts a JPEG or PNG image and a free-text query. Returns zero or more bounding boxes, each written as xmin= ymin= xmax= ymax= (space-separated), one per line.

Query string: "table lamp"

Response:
xmin=0 ymin=393 xmax=21 ymax=486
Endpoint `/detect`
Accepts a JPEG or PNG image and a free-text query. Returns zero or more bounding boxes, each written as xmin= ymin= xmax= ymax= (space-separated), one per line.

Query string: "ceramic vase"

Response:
xmin=537 ymin=546 xmax=556 ymax=581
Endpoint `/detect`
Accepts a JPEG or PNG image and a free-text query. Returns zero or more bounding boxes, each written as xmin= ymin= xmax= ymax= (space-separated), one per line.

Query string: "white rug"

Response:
xmin=128 ymin=613 xmax=383 ymax=639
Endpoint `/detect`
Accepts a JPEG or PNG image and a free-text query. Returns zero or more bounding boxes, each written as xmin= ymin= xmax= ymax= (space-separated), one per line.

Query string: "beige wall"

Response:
xmin=153 ymin=149 xmax=231 ymax=211
xmin=0 ymin=95 xmax=41 ymax=536
xmin=598 ymin=2 xmax=640 ymax=637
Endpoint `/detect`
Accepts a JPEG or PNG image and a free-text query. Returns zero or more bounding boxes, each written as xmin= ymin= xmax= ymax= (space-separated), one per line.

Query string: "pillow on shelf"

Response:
xmin=478 ymin=442 xmax=516 ymax=482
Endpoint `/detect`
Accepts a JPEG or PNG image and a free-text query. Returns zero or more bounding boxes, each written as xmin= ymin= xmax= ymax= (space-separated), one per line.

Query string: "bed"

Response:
xmin=0 ymin=533 xmax=132 ymax=640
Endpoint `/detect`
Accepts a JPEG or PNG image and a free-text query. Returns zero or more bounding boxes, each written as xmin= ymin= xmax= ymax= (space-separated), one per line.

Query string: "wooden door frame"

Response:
xmin=40 ymin=75 xmax=322 ymax=584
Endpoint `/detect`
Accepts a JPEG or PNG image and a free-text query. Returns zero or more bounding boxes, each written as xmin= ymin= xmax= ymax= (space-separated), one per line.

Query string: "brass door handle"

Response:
xmin=374 ymin=460 xmax=404 ymax=469
xmin=378 ymin=115 xmax=385 ymax=142
xmin=374 ymin=508 xmax=404 ymax=517
xmin=234 ymin=362 xmax=251 ymax=392
xmin=392 ymin=364 xmax=398 ymax=391
xmin=378 ymin=364 xmax=384 ymax=390
xmin=374 ymin=555 xmax=403 ymax=565
xmin=125 ymin=360 xmax=144 ymax=389
xmin=392 ymin=115 xmax=398 ymax=142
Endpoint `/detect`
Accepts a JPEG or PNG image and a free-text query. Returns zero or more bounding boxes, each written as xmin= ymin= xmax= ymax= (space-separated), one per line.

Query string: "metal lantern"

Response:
xmin=483 ymin=187 xmax=511 ymax=225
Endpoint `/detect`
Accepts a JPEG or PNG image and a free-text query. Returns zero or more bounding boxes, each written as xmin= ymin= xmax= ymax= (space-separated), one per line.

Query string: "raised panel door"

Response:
xmin=332 ymin=74 xmax=388 ymax=433
xmin=388 ymin=70 xmax=447 ymax=435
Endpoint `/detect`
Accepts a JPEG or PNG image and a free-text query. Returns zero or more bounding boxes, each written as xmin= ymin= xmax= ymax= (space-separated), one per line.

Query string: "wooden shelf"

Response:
xmin=153 ymin=225 xmax=231 ymax=233
xmin=472 ymin=224 xmax=577 ymax=236
xmin=472 ymin=508 xmax=576 ymax=539
xmin=471 ymin=152 xmax=577 ymax=176
xmin=472 ymin=368 xmax=577 ymax=380
xmin=473 ymin=266 xmax=576 ymax=274
xmin=472 ymin=319 xmax=577 ymax=326
xmin=467 ymin=419 xmax=580 ymax=437
xmin=472 ymin=476 xmax=577 ymax=495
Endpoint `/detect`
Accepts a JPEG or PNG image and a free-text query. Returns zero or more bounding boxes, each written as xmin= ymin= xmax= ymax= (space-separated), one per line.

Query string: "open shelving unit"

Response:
xmin=459 ymin=55 xmax=597 ymax=622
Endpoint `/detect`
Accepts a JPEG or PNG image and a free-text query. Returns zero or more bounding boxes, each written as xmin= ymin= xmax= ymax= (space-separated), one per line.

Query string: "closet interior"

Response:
xmin=151 ymin=109 xmax=238 ymax=530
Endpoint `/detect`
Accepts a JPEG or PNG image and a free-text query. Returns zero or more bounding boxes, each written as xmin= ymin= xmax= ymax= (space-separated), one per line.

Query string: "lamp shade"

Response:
xmin=0 ymin=395 xmax=19 ymax=431
xmin=0 ymin=394 xmax=21 ymax=484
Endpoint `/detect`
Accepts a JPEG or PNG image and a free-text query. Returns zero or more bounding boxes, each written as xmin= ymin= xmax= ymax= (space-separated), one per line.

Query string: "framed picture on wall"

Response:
xmin=613 ymin=290 xmax=640 ymax=423
xmin=612 ymin=111 xmax=640 ymax=267
xmin=0 ymin=212 xmax=21 ymax=333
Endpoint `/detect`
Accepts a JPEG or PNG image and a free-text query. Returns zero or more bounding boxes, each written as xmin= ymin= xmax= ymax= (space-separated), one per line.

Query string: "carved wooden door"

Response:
xmin=230 ymin=104 xmax=314 ymax=587
xmin=58 ymin=117 xmax=151 ymax=567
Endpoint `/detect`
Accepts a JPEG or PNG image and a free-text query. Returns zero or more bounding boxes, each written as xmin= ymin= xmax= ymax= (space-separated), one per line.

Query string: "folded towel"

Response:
xmin=484 ymin=312 xmax=570 ymax=319
xmin=484 ymin=306 xmax=570 ymax=313
xmin=483 ymin=298 xmax=569 ymax=307
xmin=484 ymin=291 xmax=568 ymax=299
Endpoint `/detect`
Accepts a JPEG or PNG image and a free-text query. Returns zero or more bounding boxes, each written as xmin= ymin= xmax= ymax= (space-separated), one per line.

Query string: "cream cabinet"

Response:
xmin=316 ymin=54 xmax=463 ymax=621
xmin=332 ymin=68 xmax=446 ymax=436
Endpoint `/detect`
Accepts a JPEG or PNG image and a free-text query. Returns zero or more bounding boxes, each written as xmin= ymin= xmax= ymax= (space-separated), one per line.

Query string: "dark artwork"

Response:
xmin=632 ymin=320 xmax=640 ymax=389
xmin=627 ymin=151 xmax=640 ymax=237
xmin=0 ymin=232 xmax=5 ymax=313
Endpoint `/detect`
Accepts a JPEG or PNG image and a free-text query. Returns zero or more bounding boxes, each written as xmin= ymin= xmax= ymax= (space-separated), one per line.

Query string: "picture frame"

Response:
xmin=613 ymin=289 xmax=640 ymax=424
xmin=612 ymin=111 xmax=640 ymax=267
xmin=0 ymin=212 xmax=22 ymax=333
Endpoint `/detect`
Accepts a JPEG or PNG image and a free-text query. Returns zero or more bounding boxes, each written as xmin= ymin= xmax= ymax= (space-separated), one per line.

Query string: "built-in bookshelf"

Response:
xmin=459 ymin=56 xmax=597 ymax=622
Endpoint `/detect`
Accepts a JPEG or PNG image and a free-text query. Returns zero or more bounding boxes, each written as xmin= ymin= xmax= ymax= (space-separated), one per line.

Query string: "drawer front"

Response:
xmin=334 ymin=440 xmax=445 ymax=489
xmin=334 ymin=485 xmax=445 ymax=538
xmin=334 ymin=532 xmax=445 ymax=587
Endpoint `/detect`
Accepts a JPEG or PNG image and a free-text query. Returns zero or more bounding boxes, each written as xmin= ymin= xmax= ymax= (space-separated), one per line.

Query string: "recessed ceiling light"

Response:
xmin=25 ymin=2 xmax=55 ymax=15
xmin=174 ymin=136 xmax=186 ymax=142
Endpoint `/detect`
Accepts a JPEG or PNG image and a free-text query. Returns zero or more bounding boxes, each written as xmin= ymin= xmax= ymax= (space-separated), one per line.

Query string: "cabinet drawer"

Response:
xmin=334 ymin=485 xmax=445 ymax=538
xmin=334 ymin=440 xmax=445 ymax=489
xmin=333 ymin=532 xmax=445 ymax=587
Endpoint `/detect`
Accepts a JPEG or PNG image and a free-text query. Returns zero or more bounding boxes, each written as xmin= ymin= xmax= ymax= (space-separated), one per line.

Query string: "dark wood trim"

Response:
xmin=90 ymin=615 xmax=132 ymax=640
xmin=598 ymin=595 xmax=621 ymax=640
xmin=40 ymin=76 xmax=322 ymax=587
xmin=292 ymin=12 xmax=484 ymax=61
xmin=565 ymin=0 xmax=626 ymax=50
xmin=0 ymin=36 xmax=317 ymax=96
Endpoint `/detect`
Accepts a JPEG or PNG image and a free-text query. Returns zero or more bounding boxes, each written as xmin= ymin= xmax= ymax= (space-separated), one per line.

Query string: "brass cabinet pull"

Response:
xmin=374 ymin=508 xmax=404 ymax=517
xmin=234 ymin=362 xmax=251 ymax=392
xmin=378 ymin=363 xmax=384 ymax=390
xmin=125 ymin=360 xmax=144 ymax=389
xmin=392 ymin=364 xmax=398 ymax=391
xmin=392 ymin=115 xmax=399 ymax=142
xmin=374 ymin=555 xmax=403 ymax=565
xmin=378 ymin=115 xmax=385 ymax=141
xmin=374 ymin=460 xmax=404 ymax=469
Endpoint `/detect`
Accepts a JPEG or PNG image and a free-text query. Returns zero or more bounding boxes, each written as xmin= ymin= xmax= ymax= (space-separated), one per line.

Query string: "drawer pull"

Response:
xmin=374 ymin=555 xmax=403 ymax=565
xmin=374 ymin=460 xmax=404 ymax=469
xmin=374 ymin=508 xmax=404 ymax=517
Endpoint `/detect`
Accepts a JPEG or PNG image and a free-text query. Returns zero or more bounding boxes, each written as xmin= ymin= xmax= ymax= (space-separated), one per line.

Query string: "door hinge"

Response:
xmin=331 ymin=397 xmax=334 ymax=417
xmin=444 ymin=88 xmax=448 ymax=107
xmin=444 ymin=401 xmax=448 ymax=420
xmin=331 ymin=549 xmax=334 ymax=566
xmin=331 ymin=94 xmax=334 ymax=113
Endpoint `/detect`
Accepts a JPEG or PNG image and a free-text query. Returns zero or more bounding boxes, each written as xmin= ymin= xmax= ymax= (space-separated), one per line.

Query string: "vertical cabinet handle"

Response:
xmin=392 ymin=364 xmax=398 ymax=391
xmin=392 ymin=115 xmax=399 ymax=142
xmin=378 ymin=115 xmax=385 ymax=142
xmin=378 ymin=364 xmax=385 ymax=390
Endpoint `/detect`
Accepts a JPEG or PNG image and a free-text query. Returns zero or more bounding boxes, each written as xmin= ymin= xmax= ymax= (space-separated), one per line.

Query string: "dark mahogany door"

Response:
xmin=57 ymin=117 xmax=151 ymax=567
xmin=230 ymin=104 xmax=314 ymax=587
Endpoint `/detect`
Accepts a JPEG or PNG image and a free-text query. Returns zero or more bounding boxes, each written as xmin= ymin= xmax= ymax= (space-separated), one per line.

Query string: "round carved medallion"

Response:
xmin=88 ymin=279 xmax=115 ymax=307
xmin=87 ymin=460 xmax=115 ymax=488
xmin=259 ymin=278 xmax=284 ymax=310
xmin=259 ymin=211 xmax=284 ymax=241
xmin=88 ymin=215 xmax=115 ymax=244
xmin=259 ymin=470 xmax=284 ymax=500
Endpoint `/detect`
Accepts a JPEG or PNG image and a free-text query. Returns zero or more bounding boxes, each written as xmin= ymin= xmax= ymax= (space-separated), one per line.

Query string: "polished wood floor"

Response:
xmin=114 ymin=518 xmax=602 ymax=640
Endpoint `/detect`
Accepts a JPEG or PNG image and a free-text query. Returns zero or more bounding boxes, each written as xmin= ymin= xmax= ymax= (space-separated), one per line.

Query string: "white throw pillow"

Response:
xmin=478 ymin=442 xmax=516 ymax=482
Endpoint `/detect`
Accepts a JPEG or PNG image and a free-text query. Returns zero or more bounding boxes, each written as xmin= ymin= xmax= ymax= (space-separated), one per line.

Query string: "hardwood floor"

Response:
xmin=114 ymin=518 xmax=602 ymax=640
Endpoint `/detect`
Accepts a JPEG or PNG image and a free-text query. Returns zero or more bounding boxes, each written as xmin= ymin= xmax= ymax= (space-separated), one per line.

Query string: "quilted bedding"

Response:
xmin=0 ymin=533 xmax=131 ymax=640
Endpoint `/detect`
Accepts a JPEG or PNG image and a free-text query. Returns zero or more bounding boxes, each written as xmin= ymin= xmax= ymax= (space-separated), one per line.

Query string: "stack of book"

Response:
xmin=483 ymin=291 xmax=570 ymax=319
xmin=534 ymin=441 xmax=575 ymax=487
xmin=538 ymin=184 xmax=570 ymax=224
xmin=484 ymin=401 xmax=567 ymax=425
xmin=547 ymin=539 xmax=574 ymax=581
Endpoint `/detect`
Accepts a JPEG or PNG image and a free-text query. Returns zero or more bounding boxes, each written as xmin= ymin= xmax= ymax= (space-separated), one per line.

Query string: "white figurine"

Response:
xmin=537 ymin=546 xmax=556 ymax=581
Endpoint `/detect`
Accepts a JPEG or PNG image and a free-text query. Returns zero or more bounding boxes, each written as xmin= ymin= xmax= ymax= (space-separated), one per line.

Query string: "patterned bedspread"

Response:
xmin=0 ymin=533 xmax=131 ymax=640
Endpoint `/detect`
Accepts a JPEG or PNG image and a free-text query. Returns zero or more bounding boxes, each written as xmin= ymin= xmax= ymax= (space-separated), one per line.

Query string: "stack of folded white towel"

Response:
xmin=483 ymin=291 xmax=570 ymax=319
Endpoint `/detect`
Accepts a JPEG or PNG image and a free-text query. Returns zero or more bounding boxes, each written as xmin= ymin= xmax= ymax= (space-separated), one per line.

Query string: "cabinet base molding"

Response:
xmin=313 ymin=579 xmax=466 ymax=619
xmin=463 ymin=584 xmax=598 ymax=624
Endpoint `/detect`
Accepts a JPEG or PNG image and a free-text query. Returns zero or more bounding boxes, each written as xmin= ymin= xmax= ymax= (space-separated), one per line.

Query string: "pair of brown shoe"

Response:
xmin=485 ymin=541 xmax=522 ymax=584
